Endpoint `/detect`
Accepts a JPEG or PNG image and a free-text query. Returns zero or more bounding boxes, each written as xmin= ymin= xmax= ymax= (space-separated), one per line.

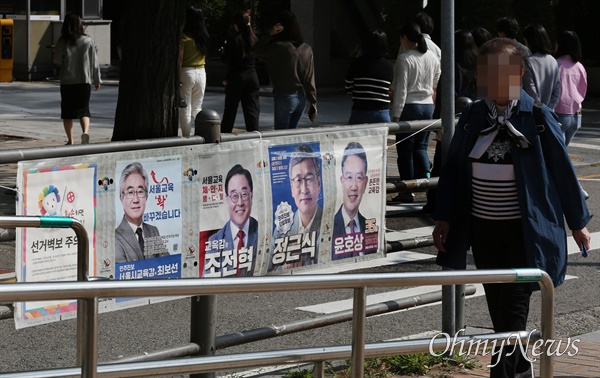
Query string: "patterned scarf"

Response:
xmin=469 ymin=99 xmax=530 ymax=159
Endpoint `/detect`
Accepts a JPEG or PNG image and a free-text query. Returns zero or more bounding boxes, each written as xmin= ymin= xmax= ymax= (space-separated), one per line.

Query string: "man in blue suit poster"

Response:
xmin=270 ymin=143 xmax=322 ymax=271
xmin=332 ymin=142 xmax=371 ymax=260
xmin=203 ymin=164 xmax=258 ymax=277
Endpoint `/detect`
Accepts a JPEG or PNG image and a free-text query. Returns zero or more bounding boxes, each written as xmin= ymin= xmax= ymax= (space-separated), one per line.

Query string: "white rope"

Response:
xmin=387 ymin=119 xmax=442 ymax=149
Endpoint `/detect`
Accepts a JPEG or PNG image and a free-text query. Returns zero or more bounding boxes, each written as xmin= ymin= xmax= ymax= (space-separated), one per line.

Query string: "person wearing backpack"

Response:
xmin=432 ymin=38 xmax=591 ymax=378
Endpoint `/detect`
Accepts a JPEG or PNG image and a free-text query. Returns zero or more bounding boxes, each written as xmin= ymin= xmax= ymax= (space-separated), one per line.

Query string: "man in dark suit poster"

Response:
xmin=203 ymin=164 xmax=258 ymax=277
xmin=270 ymin=143 xmax=322 ymax=271
xmin=332 ymin=142 xmax=370 ymax=260
xmin=115 ymin=162 xmax=168 ymax=263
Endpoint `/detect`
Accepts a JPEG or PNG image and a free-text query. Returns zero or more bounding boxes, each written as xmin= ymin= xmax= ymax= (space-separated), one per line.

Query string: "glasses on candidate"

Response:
xmin=291 ymin=174 xmax=318 ymax=188
xmin=123 ymin=189 xmax=147 ymax=199
xmin=228 ymin=190 xmax=251 ymax=203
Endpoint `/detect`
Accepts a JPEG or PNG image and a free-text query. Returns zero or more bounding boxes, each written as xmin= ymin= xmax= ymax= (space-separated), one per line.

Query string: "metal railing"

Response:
xmin=0 ymin=215 xmax=96 ymax=371
xmin=0 ymin=268 xmax=555 ymax=378
xmin=0 ymin=119 xmax=449 ymax=164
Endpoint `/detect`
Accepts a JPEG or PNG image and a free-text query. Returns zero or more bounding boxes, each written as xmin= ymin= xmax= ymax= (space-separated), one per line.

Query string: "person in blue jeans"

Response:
xmin=345 ymin=29 xmax=393 ymax=125
xmin=390 ymin=22 xmax=441 ymax=202
xmin=253 ymin=10 xmax=317 ymax=129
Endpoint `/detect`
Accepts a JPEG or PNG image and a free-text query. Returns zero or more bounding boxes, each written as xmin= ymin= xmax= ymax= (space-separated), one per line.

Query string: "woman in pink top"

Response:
xmin=555 ymin=31 xmax=587 ymax=145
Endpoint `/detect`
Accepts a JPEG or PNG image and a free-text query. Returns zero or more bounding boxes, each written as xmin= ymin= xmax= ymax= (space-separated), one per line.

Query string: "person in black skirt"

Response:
xmin=53 ymin=13 xmax=101 ymax=145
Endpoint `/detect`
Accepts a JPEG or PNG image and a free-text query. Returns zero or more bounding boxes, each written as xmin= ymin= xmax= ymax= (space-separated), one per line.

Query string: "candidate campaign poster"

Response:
xmin=113 ymin=157 xmax=182 ymax=282
xmin=15 ymin=163 xmax=97 ymax=328
xmin=268 ymin=142 xmax=323 ymax=273
xmin=331 ymin=137 xmax=385 ymax=260
xmin=198 ymin=148 xmax=263 ymax=278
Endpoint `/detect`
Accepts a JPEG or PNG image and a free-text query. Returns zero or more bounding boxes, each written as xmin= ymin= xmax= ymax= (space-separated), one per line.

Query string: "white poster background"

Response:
xmin=331 ymin=136 xmax=385 ymax=259
xmin=15 ymin=164 xmax=96 ymax=328
xmin=197 ymin=147 xmax=265 ymax=277
xmin=114 ymin=156 xmax=182 ymax=259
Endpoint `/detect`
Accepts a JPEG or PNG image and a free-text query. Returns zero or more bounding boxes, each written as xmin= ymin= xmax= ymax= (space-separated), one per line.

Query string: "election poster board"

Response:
xmin=267 ymin=141 xmax=324 ymax=272
xmin=113 ymin=157 xmax=182 ymax=282
xmin=330 ymin=137 xmax=384 ymax=261
xmin=263 ymin=128 xmax=387 ymax=274
xmin=13 ymin=128 xmax=387 ymax=329
xmin=16 ymin=163 xmax=97 ymax=327
xmin=197 ymin=142 xmax=267 ymax=278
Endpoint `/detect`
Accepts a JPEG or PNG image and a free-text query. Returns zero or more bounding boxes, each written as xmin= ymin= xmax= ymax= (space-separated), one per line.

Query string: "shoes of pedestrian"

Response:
xmin=581 ymin=188 xmax=589 ymax=201
xmin=81 ymin=133 xmax=90 ymax=144
xmin=389 ymin=192 xmax=415 ymax=203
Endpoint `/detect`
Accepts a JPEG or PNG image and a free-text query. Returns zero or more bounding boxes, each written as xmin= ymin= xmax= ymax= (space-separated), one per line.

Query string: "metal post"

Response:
xmin=190 ymin=295 xmax=216 ymax=378
xmin=81 ymin=296 xmax=99 ymax=378
xmin=455 ymin=284 xmax=465 ymax=336
xmin=441 ymin=282 xmax=455 ymax=337
xmin=0 ymin=216 xmax=93 ymax=374
xmin=440 ymin=0 xmax=455 ymax=160
xmin=313 ymin=361 xmax=325 ymax=378
xmin=68 ymin=218 xmax=91 ymax=369
xmin=439 ymin=0 xmax=457 ymax=339
xmin=26 ymin=0 xmax=30 ymax=81
xmin=351 ymin=287 xmax=366 ymax=378
xmin=539 ymin=272 xmax=555 ymax=378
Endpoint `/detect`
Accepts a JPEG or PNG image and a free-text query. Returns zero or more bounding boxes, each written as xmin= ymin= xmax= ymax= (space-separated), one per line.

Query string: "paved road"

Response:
xmin=0 ymin=82 xmax=599 ymax=377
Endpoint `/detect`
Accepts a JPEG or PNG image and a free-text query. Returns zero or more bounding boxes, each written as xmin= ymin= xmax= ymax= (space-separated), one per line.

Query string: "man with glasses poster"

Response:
xmin=203 ymin=164 xmax=258 ymax=277
xmin=270 ymin=143 xmax=322 ymax=271
xmin=115 ymin=162 xmax=168 ymax=263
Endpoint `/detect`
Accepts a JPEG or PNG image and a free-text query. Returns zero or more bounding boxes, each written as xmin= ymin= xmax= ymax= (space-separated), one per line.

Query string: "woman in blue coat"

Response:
xmin=432 ymin=38 xmax=591 ymax=378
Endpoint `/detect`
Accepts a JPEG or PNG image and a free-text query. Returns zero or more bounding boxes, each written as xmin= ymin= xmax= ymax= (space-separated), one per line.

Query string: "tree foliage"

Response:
xmin=112 ymin=0 xmax=186 ymax=141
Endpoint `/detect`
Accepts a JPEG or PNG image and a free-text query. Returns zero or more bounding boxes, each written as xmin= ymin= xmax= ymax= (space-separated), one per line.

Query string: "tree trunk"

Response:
xmin=112 ymin=1 xmax=186 ymax=141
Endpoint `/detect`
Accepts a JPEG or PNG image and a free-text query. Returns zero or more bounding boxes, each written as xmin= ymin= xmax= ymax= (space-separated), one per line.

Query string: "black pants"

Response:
xmin=470 ymin=217 xmax=533 ymax=378
xmin=221 ymin=69 xmax=260 ymax=133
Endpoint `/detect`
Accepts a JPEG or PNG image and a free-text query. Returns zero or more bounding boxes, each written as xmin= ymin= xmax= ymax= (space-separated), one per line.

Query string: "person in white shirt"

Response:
xmin=390 ymin=21 xmax=441 ymax=203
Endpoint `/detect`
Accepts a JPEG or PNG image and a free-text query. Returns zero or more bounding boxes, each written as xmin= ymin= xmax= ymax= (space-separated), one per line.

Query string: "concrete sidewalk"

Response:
xmin=0 ymin=80 xmax=354 ymax=146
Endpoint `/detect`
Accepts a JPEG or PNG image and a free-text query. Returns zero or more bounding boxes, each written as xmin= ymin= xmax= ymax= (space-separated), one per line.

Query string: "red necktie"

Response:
xmin=348 ymin=219 xmax=356 ymax=233
xmin=236 ymin=230 xmax=245 ymax=276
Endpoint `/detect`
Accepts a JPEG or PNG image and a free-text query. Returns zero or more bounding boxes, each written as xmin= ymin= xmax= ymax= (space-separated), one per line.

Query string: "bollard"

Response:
xmin=194 ymin=109 xmax=222 ymax=143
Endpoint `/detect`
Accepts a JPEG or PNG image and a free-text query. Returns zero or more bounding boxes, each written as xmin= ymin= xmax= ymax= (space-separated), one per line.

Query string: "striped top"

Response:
xmin=345 ymin=55 xmax=393 ymax=110
xmin=471 ymin=131 xmax=521 ymax=220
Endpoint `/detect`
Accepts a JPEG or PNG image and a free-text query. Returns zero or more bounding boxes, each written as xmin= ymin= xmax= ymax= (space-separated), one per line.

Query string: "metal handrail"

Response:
xmin=0 ymin=269 xmax=555 ymax=378
xmin=0 ymin=119 xmax=451 ymax=164
xmin=0 ymin=215 xmax=93 ymax=372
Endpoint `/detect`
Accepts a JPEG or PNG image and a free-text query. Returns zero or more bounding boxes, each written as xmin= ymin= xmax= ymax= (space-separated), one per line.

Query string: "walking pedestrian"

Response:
xmin=53 ymin=13 xmax=101 ymax=145
xmin=432 ymin=38 xmax=591 ymax=378
xmin=495 ymin=17 xmax=531 ymax=57
xmin=345 ymin=29 xmax=393 ymax=125
xmin=471 ymin=26 xmax=493 ymax=54
xmin=390 ymin=21 xmax=441 ymax=203
xmin=253 ymin=10 xmax=317 ymax=129
xmin=522 ymin=24 xmax=561 ymax=109
xmin=220 ymin=10 xmax=260 ymax=133
xmin=179 ymin=6 xmax=209 ymax=137
xmin=555 ymin=30 xmax=587 ymax=145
